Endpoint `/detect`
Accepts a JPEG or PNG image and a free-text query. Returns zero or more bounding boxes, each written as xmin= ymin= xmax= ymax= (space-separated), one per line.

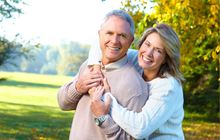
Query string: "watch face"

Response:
xmin=94 ymin=115 xmax=107 ymax=126
xmin=94 ymin=118 xmax=100 ymax=126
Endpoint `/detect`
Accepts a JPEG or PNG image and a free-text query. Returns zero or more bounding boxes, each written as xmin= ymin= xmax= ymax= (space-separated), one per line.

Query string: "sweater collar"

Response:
xmin=101 ymin=55 xmax=128 ymax=71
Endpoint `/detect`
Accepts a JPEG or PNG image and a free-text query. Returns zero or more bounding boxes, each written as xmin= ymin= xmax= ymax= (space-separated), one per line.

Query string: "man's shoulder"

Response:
xmin=120 ymin=62 xmax=140 ymax=74
xmin=78 ymin=59 xmax=88 ymax=72
xmin=109 ymin=63 xmax=144 ymax=84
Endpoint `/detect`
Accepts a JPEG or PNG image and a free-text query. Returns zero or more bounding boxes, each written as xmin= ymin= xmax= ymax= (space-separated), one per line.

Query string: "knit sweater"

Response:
xmin=106 ymin=74 xmax=184 ymax=140
xmin=57 ymin=56 xmax=149 ymax=140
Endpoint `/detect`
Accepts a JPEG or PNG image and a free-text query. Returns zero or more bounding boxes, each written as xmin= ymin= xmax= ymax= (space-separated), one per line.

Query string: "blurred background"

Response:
xmin=0 ymin=0 xmax=219 ymax=139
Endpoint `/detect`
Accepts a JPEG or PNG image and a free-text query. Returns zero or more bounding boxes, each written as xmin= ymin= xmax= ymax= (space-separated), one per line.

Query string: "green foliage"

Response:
xmin=56 ymin=42 xmax=89 ymax=75
xmin=120 ymin=0 xmax=220 ymax=114
xmin=0 ymin=0 xmax=31 ymax=68
xmin=0 ymin=42 xmax=90 ymax=75
xmin=0 ymin=36 xmax=23 ymax=66
xmin=0 ymin=0 xmax=23 ymax=21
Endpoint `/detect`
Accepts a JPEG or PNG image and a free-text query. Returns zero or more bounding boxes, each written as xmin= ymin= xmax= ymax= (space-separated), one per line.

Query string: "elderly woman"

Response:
xmin=89 ymin=24 xmax=185 ymax=140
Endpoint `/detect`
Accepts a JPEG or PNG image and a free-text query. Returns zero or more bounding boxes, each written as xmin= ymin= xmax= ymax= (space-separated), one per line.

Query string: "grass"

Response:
xmin=183 ymin=111 xmax=220 ymax=140
xmin=0 ymin=71 xmax=219 ymax=140
xmin=0 ymin=71 xmax=73 ymax=140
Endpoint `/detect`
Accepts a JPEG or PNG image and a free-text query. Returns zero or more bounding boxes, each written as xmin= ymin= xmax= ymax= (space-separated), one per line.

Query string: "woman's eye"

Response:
xmin=157 ymin=50 xmax=162 ymax=53
xmin=156 ymin=48 xmax=163 ymax=54
xmin=145 ymin=42 xmax=150 ymax=47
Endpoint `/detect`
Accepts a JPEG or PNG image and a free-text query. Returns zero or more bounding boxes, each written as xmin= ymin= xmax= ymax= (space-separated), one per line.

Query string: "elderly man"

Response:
xmin=57 ymin=9 xmax=148 ymax=140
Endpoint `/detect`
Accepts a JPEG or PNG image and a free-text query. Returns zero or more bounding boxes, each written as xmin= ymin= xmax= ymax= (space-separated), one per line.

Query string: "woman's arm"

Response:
xmin=88 ymin=45 xmax=142 ymax=73
xmin=88 ymin=45 xmax=102 ymax=65
xmin=107 ymin=77 xmax=184 ymax=139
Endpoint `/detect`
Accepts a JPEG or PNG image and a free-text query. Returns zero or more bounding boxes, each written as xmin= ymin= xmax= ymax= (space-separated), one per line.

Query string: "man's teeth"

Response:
xmin=109 ymin=46 xmax=120 ymax=51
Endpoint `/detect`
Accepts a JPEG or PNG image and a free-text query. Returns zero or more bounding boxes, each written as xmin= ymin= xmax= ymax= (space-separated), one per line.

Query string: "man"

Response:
xmin=57 ymin=9 xmax=148 ymax=140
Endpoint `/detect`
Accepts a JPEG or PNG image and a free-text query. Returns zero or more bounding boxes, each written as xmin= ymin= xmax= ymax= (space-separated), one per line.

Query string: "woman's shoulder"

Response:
xmin=149 ymin=74 xmax=181 ymax=92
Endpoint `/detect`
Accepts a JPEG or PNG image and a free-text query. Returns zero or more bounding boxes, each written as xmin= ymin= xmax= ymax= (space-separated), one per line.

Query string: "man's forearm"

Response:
xmin=57 ymin=75 xmax=83 ymax=110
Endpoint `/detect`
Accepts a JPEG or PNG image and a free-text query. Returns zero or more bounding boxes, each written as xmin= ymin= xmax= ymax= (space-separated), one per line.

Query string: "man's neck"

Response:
xmin=101 ymin=59 xmax=114 ymax=65
xmin=101 ymin=54 xmax=127 ymax=65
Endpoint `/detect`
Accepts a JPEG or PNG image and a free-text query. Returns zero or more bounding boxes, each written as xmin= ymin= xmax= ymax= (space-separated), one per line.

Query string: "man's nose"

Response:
xmin=110 ymin=35 xmax=120 ymax=44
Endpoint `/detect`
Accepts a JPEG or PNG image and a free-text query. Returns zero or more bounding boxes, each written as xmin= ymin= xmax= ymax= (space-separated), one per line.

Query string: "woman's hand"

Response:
xmin=91 ymin=95 xmax=112 ymax=117
xmin=89 ymin=77 xmax=112 ymax=117
xmin=88 ymin=77 xmax=110 ymax=100
xmin=89 ymin=85 xmax=104 ymax=101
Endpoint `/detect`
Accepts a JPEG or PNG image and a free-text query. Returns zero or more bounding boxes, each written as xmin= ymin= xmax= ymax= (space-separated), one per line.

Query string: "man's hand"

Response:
xmin=76 ymin=66 xmax=103 ymax=94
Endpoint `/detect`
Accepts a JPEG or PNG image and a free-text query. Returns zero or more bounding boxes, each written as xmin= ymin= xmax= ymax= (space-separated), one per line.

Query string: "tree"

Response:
xmin=56 ymin=42 xmax=89 ymax=75
xmin=0 ymin=36 xmax=23 ymax=67
xmin=0 ymin=0 xmax=23 ymax=21
xmin=0 ymin=0 xmax=26 ymax=67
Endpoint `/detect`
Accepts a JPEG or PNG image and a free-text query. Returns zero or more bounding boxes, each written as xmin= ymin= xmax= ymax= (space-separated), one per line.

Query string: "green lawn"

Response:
xmin=0 ymin=72 xmax=73 ymax=140
xmin=0 ymin=71 xmax=219 ymax=140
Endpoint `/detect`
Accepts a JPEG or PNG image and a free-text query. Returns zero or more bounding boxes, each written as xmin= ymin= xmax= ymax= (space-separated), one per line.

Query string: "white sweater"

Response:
xmin=105 ymin=74 xmax=184 ymax=140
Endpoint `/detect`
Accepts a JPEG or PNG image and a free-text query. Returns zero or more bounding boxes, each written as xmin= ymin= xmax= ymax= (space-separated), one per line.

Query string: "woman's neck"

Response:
xmin=142 ymin=70 xmax=158 ymax=81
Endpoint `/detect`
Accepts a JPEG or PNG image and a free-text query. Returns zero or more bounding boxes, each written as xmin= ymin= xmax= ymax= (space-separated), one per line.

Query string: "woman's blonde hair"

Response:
xmin=138 ymin=24 xmax=185 ymax=83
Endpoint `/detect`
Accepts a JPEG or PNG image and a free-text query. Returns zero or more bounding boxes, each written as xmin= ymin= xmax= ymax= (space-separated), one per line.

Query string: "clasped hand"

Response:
xmin=75 ymin=66 xmax=103 ymax=94
xmin=89 ymin=77 xmax=112 ymax=117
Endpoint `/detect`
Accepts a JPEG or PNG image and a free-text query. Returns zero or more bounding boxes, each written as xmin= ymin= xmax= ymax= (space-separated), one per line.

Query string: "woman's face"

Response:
xmin=138 ymin=32 xmax=166 ymax=75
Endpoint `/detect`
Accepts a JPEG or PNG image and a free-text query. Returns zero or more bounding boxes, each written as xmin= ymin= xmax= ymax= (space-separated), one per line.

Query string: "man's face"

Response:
xmin=98 ymin=16 xmax=134 ymax=64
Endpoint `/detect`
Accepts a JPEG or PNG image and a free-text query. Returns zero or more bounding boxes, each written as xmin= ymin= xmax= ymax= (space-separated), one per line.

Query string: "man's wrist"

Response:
xmin=75 ymin=81 xmax=84 ymax=94
xmin=94 ymin=115 xmax=108 ymax=126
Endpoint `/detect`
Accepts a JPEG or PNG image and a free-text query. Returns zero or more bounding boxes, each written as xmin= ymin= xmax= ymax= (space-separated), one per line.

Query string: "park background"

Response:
xmin=0 ymin=0 xmax=219 ymax=139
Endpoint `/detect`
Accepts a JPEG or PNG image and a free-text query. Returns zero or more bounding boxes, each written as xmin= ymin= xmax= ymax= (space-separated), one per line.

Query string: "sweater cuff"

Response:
xmin=66 ymin=80 xmax=83 ymax=101
xmin=99 ymin=114 xmax=119 ymax=135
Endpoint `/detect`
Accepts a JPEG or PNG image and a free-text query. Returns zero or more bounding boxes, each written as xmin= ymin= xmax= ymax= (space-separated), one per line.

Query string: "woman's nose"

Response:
xmin=146 ymin=47 xmax=154 ymax=57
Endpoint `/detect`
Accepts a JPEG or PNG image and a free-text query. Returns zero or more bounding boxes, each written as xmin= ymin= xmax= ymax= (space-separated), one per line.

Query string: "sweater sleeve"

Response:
xmin=96 ymin=86 xmax=148 ymax=140
xmin=57 ymin=61 xmax=88 ymax=110
xmin=109 ymin=78 xmax=184 ymax=139
xmin=97 ymin=93 xmax=137 ymax=140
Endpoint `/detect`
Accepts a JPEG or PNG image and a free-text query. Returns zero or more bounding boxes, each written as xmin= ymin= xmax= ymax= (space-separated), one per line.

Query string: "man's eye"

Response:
xmin=121 ymin=34 xmax=127 ymax=38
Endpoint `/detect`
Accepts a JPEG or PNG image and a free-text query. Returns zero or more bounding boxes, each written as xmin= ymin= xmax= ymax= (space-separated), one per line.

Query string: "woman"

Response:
xmin=89 ymin=24 xmax=185 ymax=139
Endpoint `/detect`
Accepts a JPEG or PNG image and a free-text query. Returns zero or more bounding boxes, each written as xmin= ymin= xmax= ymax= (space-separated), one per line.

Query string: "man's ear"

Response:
xmin=131 ymin=36 xmax=134 ymax=42
xmin=129 ymin=36 xmax=134 ymax=45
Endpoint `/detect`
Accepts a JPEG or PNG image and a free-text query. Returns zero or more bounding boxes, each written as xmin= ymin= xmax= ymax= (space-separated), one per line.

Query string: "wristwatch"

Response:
xmin=94 ymin=115 xmax=108 ymax=126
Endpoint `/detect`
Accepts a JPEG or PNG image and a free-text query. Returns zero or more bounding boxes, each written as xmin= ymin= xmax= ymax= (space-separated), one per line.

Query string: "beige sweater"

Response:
xmin=57 ymin=58 xmax=149 ymax=140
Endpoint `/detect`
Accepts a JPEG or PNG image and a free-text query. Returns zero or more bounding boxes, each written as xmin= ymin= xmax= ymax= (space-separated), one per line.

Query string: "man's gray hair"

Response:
xmin=101 ymin=9 xmax=135 ymax=36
